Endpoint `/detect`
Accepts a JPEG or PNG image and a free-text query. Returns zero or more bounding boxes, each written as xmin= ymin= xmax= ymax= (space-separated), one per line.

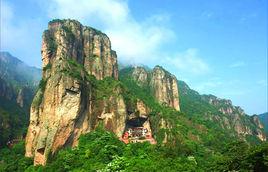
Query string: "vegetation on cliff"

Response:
xmin=0 ymin=52 xmax=41 ymax=147
xmin=1 ymin=128 xmax=267 ymax=171
xmin=0 ymin=19 xmax=267 ymax=171
xmin=259 ymin=112 xmax=268 ymax=136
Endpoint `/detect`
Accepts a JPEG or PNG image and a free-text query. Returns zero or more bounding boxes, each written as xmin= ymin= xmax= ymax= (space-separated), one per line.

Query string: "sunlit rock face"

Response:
xmin=25 ymin=19 xmax=124 ymax=165
xmin=150 ymin=66 xmax=180 ymax=111
xmin=130 ymin=66 xmax=180 ymax=111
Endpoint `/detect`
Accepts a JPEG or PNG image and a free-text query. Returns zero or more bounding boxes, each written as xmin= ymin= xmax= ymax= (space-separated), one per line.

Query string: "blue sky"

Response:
xmin=1 ymin=0 xmax=267 ymax=114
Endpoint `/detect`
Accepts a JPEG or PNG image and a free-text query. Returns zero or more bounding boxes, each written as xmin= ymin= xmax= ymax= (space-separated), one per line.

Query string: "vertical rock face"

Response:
xmin=25 ymin=19 xmax=124 ymax=165
xmin=251 ymin=115 xmax=266 ymax=141
xmin=42 ymin=19 xmax=118 ymax=80
xmin=131 ymin=67 xmax=148 ymax=86
xmin=252 ymin=115 xmax=264 ymax=129
xmin=16 ymin=89 xmax=24 ymax=107
xmin=130 ymin=66 xmax=180 ymax=111
xmin=150 ymin=66 xmax=180 ymax=111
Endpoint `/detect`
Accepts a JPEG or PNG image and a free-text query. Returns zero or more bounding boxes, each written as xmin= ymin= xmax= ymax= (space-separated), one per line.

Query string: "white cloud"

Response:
xmin=164 ymin=48 xmax=210 ymax=75
xmin=47 ymin=0 xmax=130 ymax=27
xmin=1 ymin=0 xmax=44 ymax=67
xmin=229 ymin=61 xmax=246 ymax=68
xmin=47 ymin=0 xmax=175 ymax=64
xmin=51 ymin=0 xmax=211 ymax=75
xmin=2 ymin=0 xmax=210 ymax=73
xmin=1 ymin=0 xmax=14 ymax=50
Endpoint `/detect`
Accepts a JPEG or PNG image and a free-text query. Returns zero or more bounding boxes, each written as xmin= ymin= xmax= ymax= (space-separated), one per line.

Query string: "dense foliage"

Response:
xmin=0 ymin=142 xmax=33 ymax=171
xmin=0 ymin=97 xmax=28 ymax=147
xmin=0 ymin=129 xmax=267 ymax=172
xmin=0 ymin=62 xmax=267 ymax=171
xmin=178 ymin=80 xmax=264 ymax=144
xmin=119 ymin=67 xmax=239 ymax=151
xmin=0 ymin=52 xmax=41 ymax=147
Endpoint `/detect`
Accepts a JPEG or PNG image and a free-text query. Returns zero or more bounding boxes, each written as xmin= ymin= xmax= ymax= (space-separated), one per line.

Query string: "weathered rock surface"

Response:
xmin=252 ymin=115 xmax=264 ymax=129
xmin=25 ymin=19 xmax=124 ymax=165
xmin=41 ymin=19 xmax=118 ymax=80
xmin=24 ymin=19 xmax=265 ymax=166
xmin=130 ymin=66 xmax=180 ymax=111
xmin=251 ymin=115 xmax=266 ymax=141
xmin=131 ymin=67 xmax=149 ymax=86
xmin=203 ymin=95 xmax=266 ymax=141
xmin=150 ymin=66 xmax=180 ymax=111
xmin=258 ymin=112 xmax=268 ymax=136
xmin=16 ymin=89 xmax=24 ymax=107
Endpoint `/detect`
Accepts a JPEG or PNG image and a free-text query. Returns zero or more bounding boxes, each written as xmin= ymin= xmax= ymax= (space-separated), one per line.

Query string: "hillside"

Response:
xmin=0 ymin=52 xmax=41 ymax=147
xmin=178 ymin=80 xmax=266 ymax=143
xmin=120 ymin=66 xmax=266 ymax=143
xmin=0 ymin=19 xmax=267 ymax=171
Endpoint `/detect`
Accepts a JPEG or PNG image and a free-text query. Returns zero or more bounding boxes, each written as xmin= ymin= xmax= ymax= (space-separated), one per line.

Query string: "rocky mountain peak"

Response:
xmin=42 ymin=19 xmax=118 ymax=80
xmin=150 ymin=66 xmax=180 ymax=111
xmin=198 ymin=93 xmax=266 ymax=141
xmin=131 ymin=66 xmax=149 ymax=86
xmin=129 ymin=65 xmax=180 ymax=111
xmin=23 ymin=19 xmax=266 ymax=167
xmin=25 ymin=20 xmax=121 ymax=165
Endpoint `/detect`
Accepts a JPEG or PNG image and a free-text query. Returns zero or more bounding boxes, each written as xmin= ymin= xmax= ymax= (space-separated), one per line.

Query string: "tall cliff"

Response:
xmin=26 ymin=20 xmax=177 ymax=165
xmin=25 ymin=19 xmax=123 ymax=165
xmin=24 ymin=19 xmax=266 ymax=166
xmin=125 ymin=66 xmax=180 ymax=111
xmin=150 ymin=66 xmax=180 ymax=111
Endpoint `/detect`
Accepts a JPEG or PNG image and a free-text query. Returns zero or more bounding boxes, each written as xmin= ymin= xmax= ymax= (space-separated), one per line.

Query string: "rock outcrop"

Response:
xmin=16 ymin=89 xmax=24 ymax=107
xmin=25 ymin=19 xmax=124 ymax=165
xmin=130 ymin=66 xmax=180 ymax=111
xmin=150 ymin=66 xmax=180 ymax=111
xmin=131 ymin=67 xmax=148 ymax=86
xmin=258 ymin=112 xmax=268 ymax=136
xmin=202 ymin=95 xmax=266 ymax=141
xmin=252 ymin=115 xmax=264 ymax=129
xmin=25 ymin=19 xmax=265 ymax=167
xmin=251 ymin=115 xmax=266 ymax=141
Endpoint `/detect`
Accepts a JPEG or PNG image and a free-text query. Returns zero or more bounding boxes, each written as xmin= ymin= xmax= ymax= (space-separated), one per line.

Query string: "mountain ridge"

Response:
xmin=0 ymin=19 xmax=266 ymax=169
xmin=0 ymin=52 xmax=41 ymax=147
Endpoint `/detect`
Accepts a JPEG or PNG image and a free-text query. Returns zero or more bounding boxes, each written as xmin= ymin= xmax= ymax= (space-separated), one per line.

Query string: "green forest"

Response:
xmin=0 ymin=128 xmax=267 ymax=171
xmin=0 ymin=68 xmax=267 ymax=171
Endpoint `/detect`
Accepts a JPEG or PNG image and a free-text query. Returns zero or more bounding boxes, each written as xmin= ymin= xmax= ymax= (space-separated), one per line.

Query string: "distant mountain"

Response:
xmin=0 ymin=52 xmax=41 ymax=147
xmin=0 ymin=52 xmax=41 ymax=87
xmin=178 ymin=80 xmax=266 ymax=142
xmin=120 ymin=65 xmax=266 ymax=144
xmin=0 ymin=20 xmax=267 ymax=171
xmin=259 ymin=112 xmax=268 ymax=135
